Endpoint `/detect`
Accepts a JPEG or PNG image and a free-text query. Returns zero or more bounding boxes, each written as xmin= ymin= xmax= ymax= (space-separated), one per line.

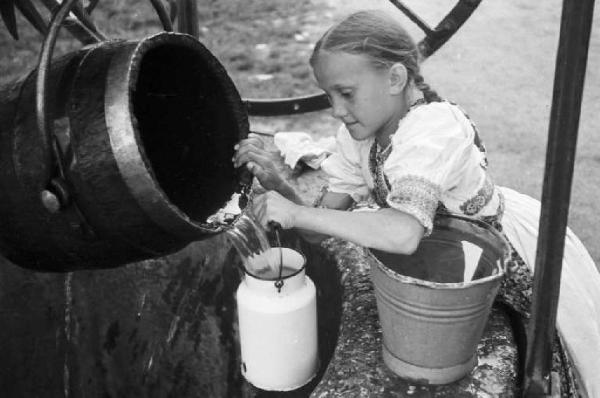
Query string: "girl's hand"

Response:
xmin=252 ymin=191 xmax=300 ymax=230
xmin=233 ymin=133 xmax=287 ymax=192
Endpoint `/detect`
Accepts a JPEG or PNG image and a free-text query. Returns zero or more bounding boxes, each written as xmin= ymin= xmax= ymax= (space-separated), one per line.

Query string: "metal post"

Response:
xmin=176 ymin=0 xmax=199 ymax=38
xmin=522 ymin=0 xmax=595 ymax=396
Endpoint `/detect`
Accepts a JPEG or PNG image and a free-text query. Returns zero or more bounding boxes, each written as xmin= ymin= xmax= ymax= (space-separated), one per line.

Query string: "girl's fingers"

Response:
xmin=233 ymin=143 xmax=268 ymax=167
xmin=238 ymin=136 xmax=263 ymax=150
xmin=234 ymin=137 xmax=269 ymax=160
xmin=247 ymin=134 xmax=265 ymax=149
xmin=237 ymin=152 xmax=273 ymax=174
xmin=245 ymin=151 xmax=273 ymax=169
xmin=235 ymin=142 xmax=263 ymax=157
xmin=246 ymin=161 xmax=263 ymax=177
xmin=251 ymin=192 xmax=294 ymax=229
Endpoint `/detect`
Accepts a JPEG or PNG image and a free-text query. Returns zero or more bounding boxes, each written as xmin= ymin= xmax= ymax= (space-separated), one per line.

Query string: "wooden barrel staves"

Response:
xmin=0 ymin=32 xmax=249 ymax=272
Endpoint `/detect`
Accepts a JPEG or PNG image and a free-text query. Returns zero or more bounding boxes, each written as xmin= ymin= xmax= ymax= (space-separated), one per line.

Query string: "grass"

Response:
xmin=1 ymin=0 xmax=599 ymax=267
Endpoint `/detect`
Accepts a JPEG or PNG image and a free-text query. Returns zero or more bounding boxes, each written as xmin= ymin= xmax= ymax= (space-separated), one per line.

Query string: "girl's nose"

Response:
xmin=330 ymin=100 xmax=348 ymax=119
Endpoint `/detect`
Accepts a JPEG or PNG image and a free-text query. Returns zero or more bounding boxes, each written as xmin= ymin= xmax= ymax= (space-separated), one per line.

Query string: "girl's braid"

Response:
xmin=413 ymin=73 xmax=442 ymax=103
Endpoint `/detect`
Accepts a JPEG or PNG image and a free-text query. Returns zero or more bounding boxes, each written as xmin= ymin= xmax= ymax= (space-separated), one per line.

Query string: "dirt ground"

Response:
xmin=1 ymin=0 xmax=599 ymax=266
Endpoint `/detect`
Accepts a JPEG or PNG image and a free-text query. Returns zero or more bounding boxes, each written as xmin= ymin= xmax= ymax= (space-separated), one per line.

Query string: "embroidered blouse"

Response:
xmin=320 ymin=101 xmax=504 ymax=235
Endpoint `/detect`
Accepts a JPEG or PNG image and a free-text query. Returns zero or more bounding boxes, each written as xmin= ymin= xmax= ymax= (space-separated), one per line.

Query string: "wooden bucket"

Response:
xmin=0 ymin=32 xmax=249 ymax=271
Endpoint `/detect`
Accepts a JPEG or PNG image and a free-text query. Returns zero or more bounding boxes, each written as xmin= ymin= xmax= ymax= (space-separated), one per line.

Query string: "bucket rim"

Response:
xmin=105 ymin=31 xmax=249 ymax=239
xmin=369 ymin=213 xmax=509 ymax=289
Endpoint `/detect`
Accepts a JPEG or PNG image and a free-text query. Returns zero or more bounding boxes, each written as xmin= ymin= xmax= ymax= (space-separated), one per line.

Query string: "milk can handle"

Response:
xmin=269 ymin=221 xmax=285 ymax=292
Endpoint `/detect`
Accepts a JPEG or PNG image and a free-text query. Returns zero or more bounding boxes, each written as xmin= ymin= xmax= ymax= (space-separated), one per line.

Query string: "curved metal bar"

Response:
xmin=419 ymin=0 xmax=482 ymax=58
xmin=60 ymin=16 xmax=103 ymax=44
xmin=389 ymin=0 xmax=434 ymax=36
xmin=35 ymin=0 xmax=79 ymax=189
xmin=70 ymin=1 xmax=106 ymax=40
xmin=38 ymin=0 xmax=105 ymax=43
xmin=149 ymin=0 xmax=173 ymax=32
xmin=14 ymin=0 xmax=48 ymax=36
xmin=0 ymin=0 xmax=19 ymax=40
xmin=175 ymin=0 xmax=199 ymax=37
xmin=244 ymin=93 xmax=330 ymax=117
xmin=244 ymin=0 xmax=482 ymax=116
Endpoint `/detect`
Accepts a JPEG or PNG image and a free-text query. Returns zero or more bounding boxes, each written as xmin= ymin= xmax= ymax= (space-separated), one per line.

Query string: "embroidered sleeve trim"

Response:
xmin=459 ymin=176 xmax=494 ymax=215
xmin=386 ymin=175 xmax=441 ymax=236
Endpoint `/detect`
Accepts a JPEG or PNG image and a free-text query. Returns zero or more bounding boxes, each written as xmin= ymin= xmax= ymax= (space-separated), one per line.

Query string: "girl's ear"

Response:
xmin=389 ymin=63 xmax=408 ymax=95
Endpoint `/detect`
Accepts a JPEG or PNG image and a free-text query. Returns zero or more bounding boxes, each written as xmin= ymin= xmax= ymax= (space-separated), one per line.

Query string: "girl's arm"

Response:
xmin=295 ymin=191 xmax=355 ymax=244
xmin=295 ymin=206 xmax=424 ymax=254
xmin=253 ymin=191 xmax=424 ymax=254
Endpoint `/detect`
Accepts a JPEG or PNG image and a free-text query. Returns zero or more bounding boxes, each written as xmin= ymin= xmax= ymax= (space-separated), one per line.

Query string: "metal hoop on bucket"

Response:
xmin=35 ymin=0 xmax=174 ymax=212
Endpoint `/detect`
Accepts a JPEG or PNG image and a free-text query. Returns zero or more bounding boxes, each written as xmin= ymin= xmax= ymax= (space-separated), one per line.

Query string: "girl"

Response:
xmin=234 ymin=10 xmax=600 ymax=397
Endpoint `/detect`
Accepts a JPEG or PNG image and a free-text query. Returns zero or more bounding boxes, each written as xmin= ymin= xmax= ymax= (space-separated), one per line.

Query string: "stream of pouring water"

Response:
xmin=226 ymin=214 xmax=282 ymax=276
xmin=207 ymin=192 xmax=282 ymax=276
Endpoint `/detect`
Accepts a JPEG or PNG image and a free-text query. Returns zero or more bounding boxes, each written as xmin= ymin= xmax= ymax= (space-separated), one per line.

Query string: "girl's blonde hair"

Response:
xmin=310 ymin=10 xmax=441 ymax=103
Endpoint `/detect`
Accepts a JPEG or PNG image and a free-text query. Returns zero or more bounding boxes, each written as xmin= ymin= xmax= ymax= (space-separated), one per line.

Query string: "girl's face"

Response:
xmin=313 ymin=50 xmax=406 ymax=142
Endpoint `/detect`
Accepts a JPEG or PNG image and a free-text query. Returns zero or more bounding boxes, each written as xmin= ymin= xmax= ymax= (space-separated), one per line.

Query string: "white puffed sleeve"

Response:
xmin=383 ymin=102 xmax=474 ymax=234
xmin=321 ymin=126 xmax=370 ymax=202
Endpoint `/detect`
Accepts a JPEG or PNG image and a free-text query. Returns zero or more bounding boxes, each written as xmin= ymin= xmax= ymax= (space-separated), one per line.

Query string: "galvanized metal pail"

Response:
xmin=369 ymin=214 xmax=509 ymax=384
xmin=0 ymin=32 xmax=249 ymax=271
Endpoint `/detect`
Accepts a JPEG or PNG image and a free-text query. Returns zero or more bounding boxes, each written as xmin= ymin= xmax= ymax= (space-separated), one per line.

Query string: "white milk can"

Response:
xmin=236 ymin=247 xmax=319 ymax=391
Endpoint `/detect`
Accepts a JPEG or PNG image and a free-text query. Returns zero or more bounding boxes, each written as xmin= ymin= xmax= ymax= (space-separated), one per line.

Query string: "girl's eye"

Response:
xmin=340 ymin=91 xmax=353 ymax=99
